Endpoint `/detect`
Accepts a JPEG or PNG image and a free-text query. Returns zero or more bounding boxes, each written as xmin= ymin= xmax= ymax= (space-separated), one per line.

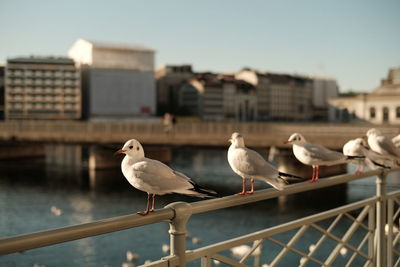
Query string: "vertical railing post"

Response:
xmin=387 ymin=198 xmax=394 ymax=267
xmin=368 ymin=203 xmax=375 ymax=267
xmin=376 ymin=171 xmax=387 ymax=267
xmin=166 ymin=202 xmax=192 ymax=267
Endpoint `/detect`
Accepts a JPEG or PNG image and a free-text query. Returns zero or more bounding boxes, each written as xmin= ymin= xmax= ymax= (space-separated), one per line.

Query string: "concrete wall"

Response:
xmin=88 ymin=68 xmax=156 ymax=118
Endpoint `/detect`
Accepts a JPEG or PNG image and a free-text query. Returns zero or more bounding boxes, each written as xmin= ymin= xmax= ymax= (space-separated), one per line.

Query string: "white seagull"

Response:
xmin=227 ymin=132 xmax=301 ymax=195
xmin=285 ymin=133 xmax=362 ymax=182
xmin=116 ymin=139 xmax=216 ymax=215
xmin=392 ymin=134 xmax=400 ymax=148
xmin=366 ymin=128 xmax=400 ymax=166
xmin=343 ymin=138 xmax=389 ymax=173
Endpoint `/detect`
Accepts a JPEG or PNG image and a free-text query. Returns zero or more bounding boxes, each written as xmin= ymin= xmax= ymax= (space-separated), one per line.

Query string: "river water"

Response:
xmin=0 ymin=146 xmax=399 ymax=267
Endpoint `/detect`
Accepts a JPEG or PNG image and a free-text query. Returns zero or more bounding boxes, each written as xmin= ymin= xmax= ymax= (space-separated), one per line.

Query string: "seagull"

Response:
xmin=343 ymin=138 xmax=389 ymax=173
xmin=366 ymin=128 xmax=400 ymax=166
xmin=284 ymin=133 xmax=363 ymax=182
xmin=392 ymin=134 xmax=400 ymax=148
xmin=116 ymin=139 xmax=217 ymax=215
xmin=227 ymin=132 xmax=301 ymax=195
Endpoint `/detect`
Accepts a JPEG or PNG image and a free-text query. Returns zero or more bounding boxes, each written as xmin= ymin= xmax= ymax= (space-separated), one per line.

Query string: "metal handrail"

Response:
xmin=0 ymin=167 xmax=399 ymax=259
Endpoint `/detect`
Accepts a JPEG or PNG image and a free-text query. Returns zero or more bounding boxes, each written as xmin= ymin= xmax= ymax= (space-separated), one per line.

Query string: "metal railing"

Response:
xmin=0 ymin=167 xmax=399 ymax=266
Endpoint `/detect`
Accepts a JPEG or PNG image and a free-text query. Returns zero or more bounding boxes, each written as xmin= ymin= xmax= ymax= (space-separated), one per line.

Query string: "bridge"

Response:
xmin=0 ymin=168 xmax=399 ymax=266
xmin=0 ymin=120 xmax=399 ymax=149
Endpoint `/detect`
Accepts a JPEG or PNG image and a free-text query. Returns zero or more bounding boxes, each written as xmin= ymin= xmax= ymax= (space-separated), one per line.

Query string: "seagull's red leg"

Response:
xmin=308 ymin=167 xmax=316 ymax=182
xmin=137 ymin=193 xmax=152 ymax=215
xmin=149 ymin=194 xmax=156 ymax=213
xmin=246 ymin=178 xmax=255 ymax=194
xmin=236 ymin=178 xmax=246 ymax=195
xmin=314 ymin=166 xmax=320 ymax=182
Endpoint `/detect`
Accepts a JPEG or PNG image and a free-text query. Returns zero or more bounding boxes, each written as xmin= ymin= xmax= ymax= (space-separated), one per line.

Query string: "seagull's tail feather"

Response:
xmin=185 ymin=181 xmax=218 ymax=198
xmin=278 ymin=171 xmax=305 ymax=181
xmin=346 ymin=155 xmax=366 ymax=160
xmin=369 ymin=159 xmax=391 ymax=169
xmin=261 ymin=176 xmax=287 ymax=191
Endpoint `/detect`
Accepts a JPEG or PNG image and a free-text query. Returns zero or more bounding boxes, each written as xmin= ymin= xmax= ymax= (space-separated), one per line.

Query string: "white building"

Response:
xmin=68 ymin=39 xmax=156 ymax=120
xmin=329 ymin=68 xmax=400 ymax=124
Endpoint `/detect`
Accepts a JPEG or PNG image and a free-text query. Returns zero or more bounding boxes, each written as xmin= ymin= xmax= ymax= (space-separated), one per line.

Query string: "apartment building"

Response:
xmin=155 ymin=65 xmax=193 ymax=115
xmin=4 ymin=57 xmax=81 ymax=120
xmin=69 ymin=39 xmax=156 ymax=120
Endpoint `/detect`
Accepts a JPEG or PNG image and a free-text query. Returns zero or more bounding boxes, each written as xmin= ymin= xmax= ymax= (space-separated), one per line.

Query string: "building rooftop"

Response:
xmin=7 ymin=56 xmax=75 ymax=65
xmin=87 ymin=39 xmax=155 ymax=53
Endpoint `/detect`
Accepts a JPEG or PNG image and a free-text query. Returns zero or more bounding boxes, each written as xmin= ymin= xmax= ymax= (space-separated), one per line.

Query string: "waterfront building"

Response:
xmin=235 ymin=69 xmax=268 ymax=121
xmin=178 ymin=73 xmax=224 ymax=121
xmin=155 ymin=65 xmax=193 ymax=115
xmin=4 ymin=57 xmax=81 ymax=120
xmin=68 ymin=39 xmax=156 ymax=120
xmin=0 ymin=66 xmax=4 ymax=120
xmin=311 ymin=76 xmax=339 ymax=120
xmin=328 ymin=68 xmax=400 ymax=124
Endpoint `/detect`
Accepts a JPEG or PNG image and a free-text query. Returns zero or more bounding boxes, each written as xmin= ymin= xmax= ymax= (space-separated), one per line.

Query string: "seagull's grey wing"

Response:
xmin=233 ymin=148 xmax=278 ymax=177
xmin=304 ymin=144 xmax=345 ymax=162
xmin=132 ymin=159 xmax=192 ymax=192
xmin=376 ymin=136 xmax=400 ymax=158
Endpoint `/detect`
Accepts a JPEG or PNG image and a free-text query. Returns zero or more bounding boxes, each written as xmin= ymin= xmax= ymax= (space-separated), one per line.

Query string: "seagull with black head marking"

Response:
xmin=116 ymin=139 xmax=216 ymax=215
xmin=285 ymin=133 xmax=363 ymax=182
xmin=227 ymin=132 xmax=301 ymax=195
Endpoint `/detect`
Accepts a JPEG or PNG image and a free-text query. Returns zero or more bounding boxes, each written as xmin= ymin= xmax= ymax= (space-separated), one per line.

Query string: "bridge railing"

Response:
xmin=1 ymin=120 xmax=399 ymax=148
xmin=0 ymin=168 xmax=399 ymax=267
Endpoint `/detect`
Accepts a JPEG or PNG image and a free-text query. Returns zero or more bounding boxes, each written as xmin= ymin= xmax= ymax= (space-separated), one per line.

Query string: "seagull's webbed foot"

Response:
xmin=246 ymin=178 xmax=255 ymax=194
xmin=137 ymin=210 xmax=151 ymax=216
xmin=236 ymin=178 xmax=247 ymax=196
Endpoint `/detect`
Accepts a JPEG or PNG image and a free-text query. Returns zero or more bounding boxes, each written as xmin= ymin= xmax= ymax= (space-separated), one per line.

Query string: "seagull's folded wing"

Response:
xmin=376 ymin=136 xmax=400 ymax=158
xmin=132 ymin=159 xmax=193 ymax=193
xmin=304 ymin=144 xmax=345 ymax=162
xmin=233 ymin=148 xmax=278 ymax=177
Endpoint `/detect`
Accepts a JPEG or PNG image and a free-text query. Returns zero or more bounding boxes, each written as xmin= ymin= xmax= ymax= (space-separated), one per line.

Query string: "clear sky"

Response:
xmin=1 ymin=0 xmax=399 ymax=92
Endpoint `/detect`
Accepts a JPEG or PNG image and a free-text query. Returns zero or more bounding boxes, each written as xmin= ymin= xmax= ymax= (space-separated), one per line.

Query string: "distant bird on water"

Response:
xmin=116 ymin=139 xmax=216 ymax=215
xmin=227 ymin=132 xmax=302 ymax=195
xmin=285 ymin=133 xmax=364 ymax=182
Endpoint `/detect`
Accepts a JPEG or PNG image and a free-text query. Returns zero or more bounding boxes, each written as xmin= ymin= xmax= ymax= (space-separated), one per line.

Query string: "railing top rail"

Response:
xmin=0 ymin=167 xmax=399 ymax=256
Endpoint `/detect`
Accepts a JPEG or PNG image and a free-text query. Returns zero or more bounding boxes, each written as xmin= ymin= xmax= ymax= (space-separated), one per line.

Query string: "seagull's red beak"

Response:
xmin=115 ymin=149 xmax=126 ymax=155
xmin=283 ymin=140 xmax=290 ymax=144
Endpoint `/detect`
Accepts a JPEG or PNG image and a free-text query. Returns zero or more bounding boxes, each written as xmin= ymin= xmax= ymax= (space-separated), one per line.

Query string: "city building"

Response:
xmin=68 ymin=39 xmax=156 ymax=120
xmin=155 ymin=65 xmax=193 ymax=116
xmin=267 ymin=74 xmax=313 ymax=121
xmin=235 ymin=69 xmax=268 ymax=120
xmin=328 ymin=68 xmax=400 ymax=124
xmin=0 ymin=66 xmax=4 ymax=120
xmin=178 ymin=73 xmax=224 ymax=121
xmin=4 ymin=57 xmax=81 ymax=120
xmin=311 ymin=76 xmax=339 ymax=120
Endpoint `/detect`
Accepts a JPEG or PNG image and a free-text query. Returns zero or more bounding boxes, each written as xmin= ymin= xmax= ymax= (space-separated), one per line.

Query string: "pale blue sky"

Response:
xmin=1 ymin=0 xmax=399 ymax=92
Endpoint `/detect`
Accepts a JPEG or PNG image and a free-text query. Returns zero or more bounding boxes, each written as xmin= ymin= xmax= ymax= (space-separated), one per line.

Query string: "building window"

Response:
xmin=383 ymin=107 xmax=389 ymax=122
xmin=396 ymin=107 xmax=400 ymax=118
xmin=370 ymin=107 xmax=376 ymax=119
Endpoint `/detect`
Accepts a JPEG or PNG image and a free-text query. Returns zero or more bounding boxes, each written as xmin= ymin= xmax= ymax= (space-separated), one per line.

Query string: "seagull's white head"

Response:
xmin=366 ymin=128 xmax=381 ymax=137
xmin=284 ymin=133 xmax=306 ymax=145
xmin=116 ymin=139 xmax=145 ymax=159
xmin=229 ymin=132 xmax=245 ymax=148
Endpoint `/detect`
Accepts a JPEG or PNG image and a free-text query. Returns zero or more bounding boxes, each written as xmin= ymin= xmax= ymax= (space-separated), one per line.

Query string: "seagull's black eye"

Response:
xmin=136 ymin=146 xmax=140 ymax=151
xmin=129 ymin=145 xmax=133 ymax=149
